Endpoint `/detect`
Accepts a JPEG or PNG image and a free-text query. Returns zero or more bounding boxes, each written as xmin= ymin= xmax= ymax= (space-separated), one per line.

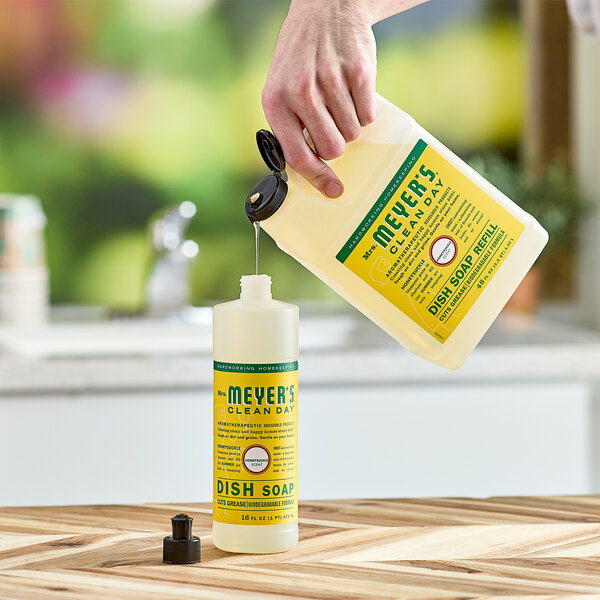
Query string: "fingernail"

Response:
xmin=325 ymin=182 xmax=343 ymax=198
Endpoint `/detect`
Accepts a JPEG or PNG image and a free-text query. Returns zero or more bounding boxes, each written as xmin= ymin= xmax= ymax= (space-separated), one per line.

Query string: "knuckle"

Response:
xmin=261 ymin=85 xmax=283 ymax=112
xmin=318 ymin=137 xmax=345 ymax=160
xmin=348 ymin=60 xmax=371 ymax=86
xmin=343 ymin=122 xmax=361 ymax=142
xmin=362 ymin=103 xmax=377 ymax=124
xmin=319 ymin=63 xmax=341 ymax=87
xmin=290 ymin=74 xmax=314 ymax=102
xmin=285 ymin=147 xmax=312 ymax=171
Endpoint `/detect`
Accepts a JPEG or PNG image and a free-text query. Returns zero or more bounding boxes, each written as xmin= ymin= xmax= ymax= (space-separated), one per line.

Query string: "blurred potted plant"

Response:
xmin=469 ymin=153 xmax=584 ymax=313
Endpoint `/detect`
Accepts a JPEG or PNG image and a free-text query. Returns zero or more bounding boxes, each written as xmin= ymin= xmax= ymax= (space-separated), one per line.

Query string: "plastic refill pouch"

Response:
xmin=246 ymin=94 xmax=548 ymax=369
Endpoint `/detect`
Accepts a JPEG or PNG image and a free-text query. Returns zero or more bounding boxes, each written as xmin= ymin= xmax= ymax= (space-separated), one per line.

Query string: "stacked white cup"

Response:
xmin=0 ymin=195 xmax=49 ymax=323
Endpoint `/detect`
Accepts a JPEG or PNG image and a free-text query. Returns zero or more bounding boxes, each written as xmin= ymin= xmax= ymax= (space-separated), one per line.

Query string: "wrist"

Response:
xmin=289 ymin=0 xmax=376 ymax=27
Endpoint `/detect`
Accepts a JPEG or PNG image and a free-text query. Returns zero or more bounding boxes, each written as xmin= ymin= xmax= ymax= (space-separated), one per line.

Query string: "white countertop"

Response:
xmin=0 ymin=310 xmax=598 ymax=394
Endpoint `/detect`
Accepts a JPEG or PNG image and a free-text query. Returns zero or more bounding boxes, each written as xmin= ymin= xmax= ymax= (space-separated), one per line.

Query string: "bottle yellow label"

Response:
xmin=336 ymin=140 xmax=525 ymax=343
xmin=213 ymin=361 xmax=298 ymax=526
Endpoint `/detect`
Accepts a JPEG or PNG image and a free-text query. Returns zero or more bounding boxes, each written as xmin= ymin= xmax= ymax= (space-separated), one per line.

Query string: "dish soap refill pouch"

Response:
xmin=246 ymin=95 xmax=548 ymax=369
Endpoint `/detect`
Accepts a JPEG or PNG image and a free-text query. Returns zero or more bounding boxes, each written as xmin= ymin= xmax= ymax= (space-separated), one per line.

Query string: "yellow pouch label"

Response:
xmin=336 ymin=140 xmax=524 ymax=343
xmin=213 ymin=361 xmax=298 ymax=526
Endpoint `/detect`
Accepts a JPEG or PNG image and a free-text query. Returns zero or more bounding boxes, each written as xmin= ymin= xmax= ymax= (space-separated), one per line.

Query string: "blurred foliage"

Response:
xmin=378 ymin=19 xmax=524 ymax=150
xmin=74 ymin=230 xmax=148 ymax=309
xmin=469 ymin=153 xmax=585 ymax=258
xmin=0 ymin=0 xmax=542 ymax=308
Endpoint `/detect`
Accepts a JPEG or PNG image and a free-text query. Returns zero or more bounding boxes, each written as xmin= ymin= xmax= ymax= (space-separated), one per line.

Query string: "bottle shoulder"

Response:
xmin=213 ymin=297 xmax=298 ymax=363
xmin=213 ymin=298 xmax=299 ymax=314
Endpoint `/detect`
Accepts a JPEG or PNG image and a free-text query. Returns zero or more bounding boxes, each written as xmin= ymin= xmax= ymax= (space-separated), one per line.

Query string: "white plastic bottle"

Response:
xmin=212 ymin=275 xmax=299 ymax=553
xmin=246 ymin=95 xmax=548 ymax=369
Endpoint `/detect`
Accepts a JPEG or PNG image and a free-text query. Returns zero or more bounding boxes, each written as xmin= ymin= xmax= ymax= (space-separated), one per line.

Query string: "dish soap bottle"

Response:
xmin=246 ymin=94 xmax=548 ymax=369
xmin=212 ymin=274 xmax=299 ymax=553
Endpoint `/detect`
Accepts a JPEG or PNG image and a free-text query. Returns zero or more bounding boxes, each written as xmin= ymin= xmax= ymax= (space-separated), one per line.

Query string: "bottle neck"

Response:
xmin=240 ymin=274 xmax=272 ymax=301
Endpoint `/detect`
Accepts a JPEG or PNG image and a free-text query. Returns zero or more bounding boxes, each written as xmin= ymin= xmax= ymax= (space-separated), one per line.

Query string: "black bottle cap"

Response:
xmin=246 ymin=130 xmax=288 ymax=223
xmin=245 ymin=174 xmax=288 ymax=223
xmin=163 ymin=513 xmax=201 ymax=564
xmin=257 ymin=129 xmax=285 ymax=173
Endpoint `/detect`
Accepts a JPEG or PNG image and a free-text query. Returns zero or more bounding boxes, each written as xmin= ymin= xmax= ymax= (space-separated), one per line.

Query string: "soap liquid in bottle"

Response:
xmin=212 ymin=274 xmax=299 ymax=553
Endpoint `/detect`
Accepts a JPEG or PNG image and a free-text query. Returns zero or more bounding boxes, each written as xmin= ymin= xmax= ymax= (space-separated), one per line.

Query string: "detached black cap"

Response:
xmin=163 ymin=513 xmax=201 ymax=564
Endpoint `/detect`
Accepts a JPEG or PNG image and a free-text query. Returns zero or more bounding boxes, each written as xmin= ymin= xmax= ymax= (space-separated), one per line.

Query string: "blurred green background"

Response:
xmin=0 ymin=0 xmax=525 ymax=307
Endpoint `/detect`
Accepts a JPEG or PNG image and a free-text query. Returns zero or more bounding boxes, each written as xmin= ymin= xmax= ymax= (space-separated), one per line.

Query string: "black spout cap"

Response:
xmin=163 ymin=513 xmax=201 ymax=564
xmin=246 ymin=130 xmax=288 ymax=222
xmin=257 ymin=129 xmax=285 ymax=173
xmin=245 ymin=175 xmax=288 ymax=223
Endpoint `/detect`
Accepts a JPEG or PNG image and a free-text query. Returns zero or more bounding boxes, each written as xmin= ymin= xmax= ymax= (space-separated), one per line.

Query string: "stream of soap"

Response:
xmin=254 ymin=221 xmax=260 ymax=275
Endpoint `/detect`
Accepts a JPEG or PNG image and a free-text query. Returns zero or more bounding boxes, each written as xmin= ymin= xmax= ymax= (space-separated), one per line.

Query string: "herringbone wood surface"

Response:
xmin=1 ymin=497 xmax=600 ymax=598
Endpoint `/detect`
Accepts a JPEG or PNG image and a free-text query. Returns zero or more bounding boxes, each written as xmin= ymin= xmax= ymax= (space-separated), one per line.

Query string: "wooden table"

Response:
xmin=1 ymin=497 xmax=600 ymax=598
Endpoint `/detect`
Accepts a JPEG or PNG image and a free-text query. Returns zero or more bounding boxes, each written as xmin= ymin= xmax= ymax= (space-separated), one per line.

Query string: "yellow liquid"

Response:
xmin=254 ymin=221 xmax=260 ymax=275
xmin=260 ymin=96 xmax=548 ymax=369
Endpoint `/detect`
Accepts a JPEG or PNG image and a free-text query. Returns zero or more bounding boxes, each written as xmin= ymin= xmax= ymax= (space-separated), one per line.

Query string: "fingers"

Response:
xmin=261 ymin=45 xmax=376 ymax=198
xmin=346 ymin=60 xmax=378 ymax=126
xmin=263 ymin=98 xmax=343 ymax=198
xmin=320 ymin=70 xmax=362 ymax=143
xmin=351 ymin=85 xmax=377 ymax=127
xmin=261 ymin=8 xmax=378 ymax=197
xmin=294 ymin=94 xmax=347 ymax=161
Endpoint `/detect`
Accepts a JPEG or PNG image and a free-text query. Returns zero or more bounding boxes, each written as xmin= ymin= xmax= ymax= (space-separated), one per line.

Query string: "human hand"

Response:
xmin=262 ymin=0 xmax=378 ymax=198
